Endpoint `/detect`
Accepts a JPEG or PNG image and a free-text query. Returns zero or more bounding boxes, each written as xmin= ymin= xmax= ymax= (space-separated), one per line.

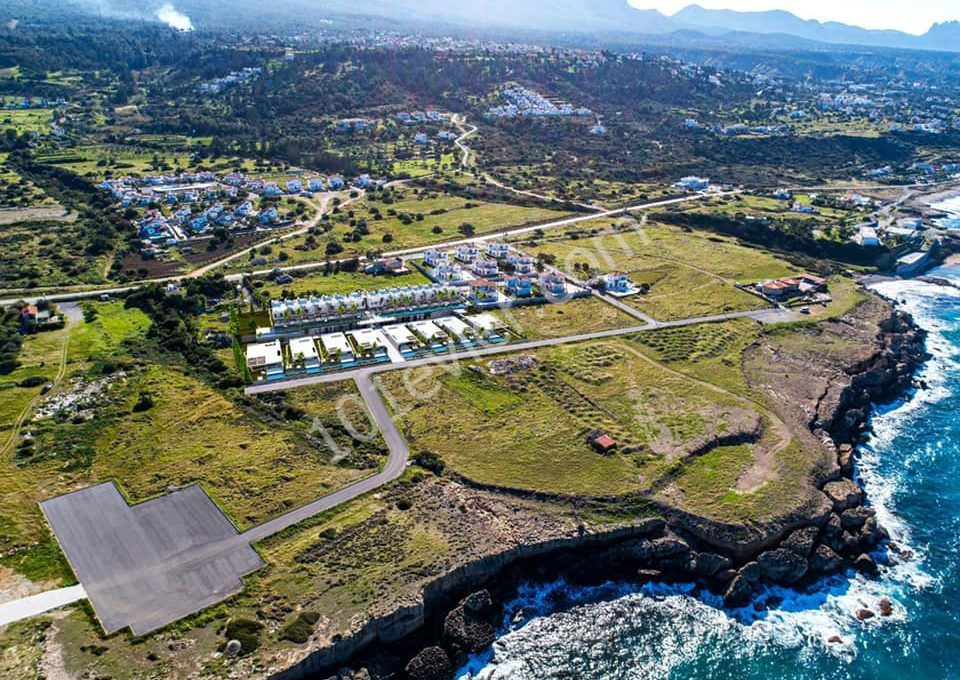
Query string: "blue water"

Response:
xmin=935 ymin=196 xmax=960 ymax=230
xmin=459 ymin=265 xmax=960 ymax=680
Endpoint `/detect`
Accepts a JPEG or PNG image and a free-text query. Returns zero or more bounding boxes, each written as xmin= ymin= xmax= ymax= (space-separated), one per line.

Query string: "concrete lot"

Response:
xmin=40 ymin=482 xmax=263 ymax=636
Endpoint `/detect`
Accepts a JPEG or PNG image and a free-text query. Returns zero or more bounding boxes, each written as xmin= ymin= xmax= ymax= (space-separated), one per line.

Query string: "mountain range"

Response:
xmin=34 ymin=0 xmax=960 ymax=53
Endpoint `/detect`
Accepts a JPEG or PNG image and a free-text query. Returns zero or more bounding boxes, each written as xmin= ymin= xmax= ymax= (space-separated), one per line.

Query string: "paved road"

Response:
xmin=240 ymin=372 xmax=410 ymax=543
xmin=0 ymin=585 xmax=87 ymax=627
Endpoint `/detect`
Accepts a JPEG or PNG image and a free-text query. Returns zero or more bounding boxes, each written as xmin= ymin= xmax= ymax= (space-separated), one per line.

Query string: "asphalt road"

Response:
xmin=240 ymin=371 xmax=410 ymax=543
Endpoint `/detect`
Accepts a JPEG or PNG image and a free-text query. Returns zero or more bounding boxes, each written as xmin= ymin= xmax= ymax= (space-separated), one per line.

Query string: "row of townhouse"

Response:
xmin=396 ymin=110 xmax=447 ymax=125
xmin=269 ymin=283 xmax=466 ymax=328
xmin=487 ymin=87 xmax=593 ymax=119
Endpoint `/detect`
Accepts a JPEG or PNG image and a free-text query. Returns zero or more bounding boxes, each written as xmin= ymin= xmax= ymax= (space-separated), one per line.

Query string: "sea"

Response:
xmin=457 ymin=260 xmax=960 ymax=679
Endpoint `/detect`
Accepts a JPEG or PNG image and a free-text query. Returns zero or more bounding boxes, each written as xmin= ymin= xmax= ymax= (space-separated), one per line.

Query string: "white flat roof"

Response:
xmin=466 ymin=313 xmax=506 ymax=332
xmin=435 ymin=316 xmax=472 ymax=337
xmin=320 ymin=332 xmax=353 ymax=355
xmin=350 ymin=328 xmax=386 ymax=349
xmin=383 ymin=324 xmax=418 ymax=346
xmin=409 ymin=320 xmax=446 ymax=340
xmin=246 ymin=340 xmax=282 ymax=367
xmin=288 ymin=337 xmax=319 ymax=361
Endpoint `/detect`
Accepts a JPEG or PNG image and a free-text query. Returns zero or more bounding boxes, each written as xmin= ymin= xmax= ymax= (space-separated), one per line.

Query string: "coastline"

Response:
xmin=279 ymin=297 xmax=929 ymax=680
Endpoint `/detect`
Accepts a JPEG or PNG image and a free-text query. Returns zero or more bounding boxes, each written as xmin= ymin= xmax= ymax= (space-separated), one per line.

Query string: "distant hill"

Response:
xmin=27 ymin=0 xmax=960 ymax=54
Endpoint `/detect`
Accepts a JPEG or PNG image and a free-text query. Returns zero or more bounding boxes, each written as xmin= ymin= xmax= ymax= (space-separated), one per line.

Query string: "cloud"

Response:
xmin=156 ymin=3 xmax=193 ymax=31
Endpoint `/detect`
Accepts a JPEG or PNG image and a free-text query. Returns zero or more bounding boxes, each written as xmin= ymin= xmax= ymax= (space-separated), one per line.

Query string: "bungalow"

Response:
xmin=308 ymin=178 xmax=326 ymax=192
xmin=603 ymin=271 xmax=630 ymax=293
xmin=506 ymin=276 xmax=534 ymax=297
xmin=382 ymin=323 xmax=420 ymax=354
xmin=319 ymin=332 xmax=355 ymax=363
xmin=799 ymin=273 xmax=827 ymax=290
xmin=470 ymin=279 xmax=498 ymax=303
xmin=486 ymin=242 xmax=510 ymax=259
xmin=413 ymin=133 xmax=429 ymax=145
xmin=896 ymin=251 xmax=930 ymax=277
xmin=472 ymin=259 xmax=499 ymax=278
xmin=761 ymin=279 xmax=799 ymax=299
xmin=246 ymin=340 xmax=284 ymax=380
xmin=21 ymin=305 xmax=38 ymax=321
xmin=539 ymin=273 xmax=568 ymax=298
xmin=436 ymin=130 xmax=457 ymax=141
xmin=286 ymin=179 xmax=303 ymax=194
xmin=355 ymin=174 xmax=375 ymax=189
xmin=259 ymin=207 xmax=279 ymax=224
xmin=287 ymin=337 xmax=321 ymax=371
xmin=263 ymin=183 xmax=282 ymax=197
xmin=456 ymin=244 xmax=480 ymax=263
xmin=423 ymin=249 xmax=448 ymax=267
xmin=236 ymin=201 xmax=254 ymax=217
xmin=327 ymin=177 xmax=345 ymax=190
xmin=365 ymin=257 xmax=409 ymax=276
xmin=188 ymin=215 xmax=208 ymax=232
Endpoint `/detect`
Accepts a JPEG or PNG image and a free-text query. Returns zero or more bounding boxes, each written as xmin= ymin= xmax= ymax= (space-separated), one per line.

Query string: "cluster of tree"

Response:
xmin=0 ymin=304 xmax=24 ymax=374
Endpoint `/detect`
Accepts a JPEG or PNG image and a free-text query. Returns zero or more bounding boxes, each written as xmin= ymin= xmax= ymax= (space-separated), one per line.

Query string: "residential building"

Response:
xmin=423 ymin=249 xmax=448 ymax=267
xmin=603 ymin=271 xmax=630 ymax=292
xmin=675 ymin=176 xmax=710 ymax=191
xmin=472 ymin=259 xmax=500 ymax=278
xmin=246 ymin=340 xmax=284 ymax=380
xmin=506 ymin=276 xmax=534 ymax=297
xmin=486 ymin=242 xmax=510 ymax=259
xmin=469 ymin=279 xmax=497 ymax=303
xmin=287 ymin=337 xmax=321 ymax=371
xmin=456 ymin=244 xmax=480 ymax=263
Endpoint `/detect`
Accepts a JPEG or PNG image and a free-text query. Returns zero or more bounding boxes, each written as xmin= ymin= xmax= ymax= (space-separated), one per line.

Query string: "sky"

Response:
xmin=627 ymin=0 xmax=960 ymax=35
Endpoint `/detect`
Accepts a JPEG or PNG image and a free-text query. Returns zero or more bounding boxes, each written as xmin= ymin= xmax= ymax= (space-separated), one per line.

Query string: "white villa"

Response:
xmin=675 ymin=176 xmax=710 ymax=191
xmin=319 ymin=332 xmax=355 ymax=363
xmin=382 ymin=323 xmax=421 ymax=354
xmin=424 ymin=249 xmax=448 ymax=267
xmin=466 ymin=313 xmax=508 ymax=336
xmin=409 ymin=319 xmax=448 ymax=345
xmin=246 ymin=340 xmax=284 ymax=380
xmin=434 ymin=262 xmax=464 ymax=282
xmin=486 ymin=242 xmax=510 ymax=259
xmin=287 ymin=337 xmax=321 ymax=371
xmin=604 ymin=271 xmax=630 ymax=292
xmin=456 ymin=244 xmax=480 ymax=263
xmin=435 ymin=316 xmax=475 ymax=341
xmin=350 ymin=328 xmax=388 ymax=356
xmin=472 ymin=259 xmax=499 ymax=278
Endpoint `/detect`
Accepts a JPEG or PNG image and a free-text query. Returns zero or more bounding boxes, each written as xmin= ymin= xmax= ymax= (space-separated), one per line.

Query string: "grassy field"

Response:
xmin=379 ymin=337 xmax=766 ymax=497
xmin=251 ymin=187 xmax=569 ymax=271
xmin=0 ymin=108 xmax=53 ymax=135
xmin=0 ymin=219 xmax=113 ymax=288
xmin=495 ymin=296 xmax=637 ymax=339
xmin=521 ymin=222 xmax=794 ymax=320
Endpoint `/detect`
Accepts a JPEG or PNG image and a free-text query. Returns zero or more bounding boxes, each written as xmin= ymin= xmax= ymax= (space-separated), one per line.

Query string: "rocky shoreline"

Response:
xmin=294 ymin=303 xmax=928 ymax=680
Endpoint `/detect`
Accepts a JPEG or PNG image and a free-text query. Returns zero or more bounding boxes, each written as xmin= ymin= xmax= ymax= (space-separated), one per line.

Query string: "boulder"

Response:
xmin=649 ymin=536 xmax=690 ymax=560
xmin=856 ymin=609 xmax=875 ymax=621
xmin=695 ymin=552 xmax=733 ymax=578
xmin=442 ymin=591 xmax=496 ymax=654
xmin=405 ymin=646 xmax=453 ymax=680
xmin=781 ymin=527 xmax=819 ymax=558
xmin=822 ymin=479 xmax=863 ymax=512
xmin=808 ymin=545 xmax=843 ymax=574
xmin=822 ymin=513 xmax=843 ymax=540
xmin=739 ymin=561 xmax=761 ymax=584
xmin=858 ymin=516 xmax=880 ymax=548
xmin=879 ymin=598 xmax=893 ymax=617
xmin=723 ymin=574 xmax=753 ymax=608
xmin=840 ymin=507 xmax=875 ymax=532
xmin=757 ymin=548 xmax=808 ymax=584
xmin=854 ymin=553 xmax=880 ymax=577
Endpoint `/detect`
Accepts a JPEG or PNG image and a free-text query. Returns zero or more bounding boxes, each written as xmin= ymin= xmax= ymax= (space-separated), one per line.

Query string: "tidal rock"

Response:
xmin=879 ymin=598 xmax=893 ymax=617
xmin=723 ymin=574 xmax=753 ymax=608
xmin=757 ymin=548 xmax=808 ymax=584
xmin=858 ymin=516 xmax=880 ymax=548
xmin=714 ymin=568 xmax=737 ymax=583
xmin=808 ymin=545 xmax=843 ymax=574
xmin=442 ymin=591 xmax=496 ymax=654
xmin=828 ymin=635 xmax=843 ymax=644
xmin=405 ymin=646 xmax=453 ymax=680
xmin=856 ymin=609 xmax=876 ymax=621
xmin=695 ymin=552 xmax=733 ymax=578
xmin=822 ymin=513 xmax=843 ymax=540
xmin=781 ymin=527 xmax=819 ymax=558
xmin=823 ymin=479 xmax=863 ymax=512
xmin=854 ymin=553 xmax=880 ymax=577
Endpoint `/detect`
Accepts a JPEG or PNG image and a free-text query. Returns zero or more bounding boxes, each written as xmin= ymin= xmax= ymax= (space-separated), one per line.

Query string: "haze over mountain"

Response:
xmin=25 ymin=0 xmax=960 ymax=53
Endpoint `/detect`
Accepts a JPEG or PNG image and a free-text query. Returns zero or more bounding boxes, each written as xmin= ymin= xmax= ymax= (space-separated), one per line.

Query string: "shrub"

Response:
xmin=224 ymin=618 xmax=263 ymax=654
xmin=17 ymin=376 xmax=45 ymax=388
xmin=279 ymin=611 xmax=321 ymax=644
xmin=132 ymin=393 xmax=154 ymax=412
xmin=413 ymin=451 xmax=445 ymax=475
